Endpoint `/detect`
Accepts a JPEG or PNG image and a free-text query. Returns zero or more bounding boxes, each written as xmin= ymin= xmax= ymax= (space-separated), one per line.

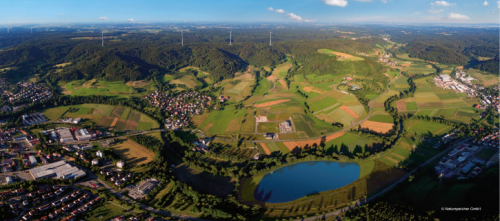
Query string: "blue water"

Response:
xmin=254 ymin=161 xmax=360 ymax=203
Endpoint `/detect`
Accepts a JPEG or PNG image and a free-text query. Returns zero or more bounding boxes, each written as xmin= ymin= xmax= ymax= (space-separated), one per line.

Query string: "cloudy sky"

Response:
xmin=0 ymin=0 xmax=498 ymax=24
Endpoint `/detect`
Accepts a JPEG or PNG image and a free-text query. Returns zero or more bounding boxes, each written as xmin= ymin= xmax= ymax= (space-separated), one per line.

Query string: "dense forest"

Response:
xmin=390 ymin=28 xmax=499 ymax=68
xmin=0 ymin=27 xmax=387 ymax=83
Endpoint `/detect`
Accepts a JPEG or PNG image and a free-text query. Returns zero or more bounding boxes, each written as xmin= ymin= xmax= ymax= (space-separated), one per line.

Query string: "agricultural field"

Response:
xmin=41 ymin=104 xmax=159 ymax=132
xmin=405 ymin=120 xmax=452 ymax=136
xmin=110 ymin=138 xmax=156 ymax=171
xmin=257 ymin=122 xmax=280 ymax=134
xmin=467 ymin=68 xmax=499 ymax=86
xmin=61 ymin=79 xmax=152 ymax=98
xmin=308 ymin=90 xmax=364 ymax=127
xmin=323 ymin=132 xmax=376 ymax=153
xmin=170 ymin=75 xmax=203 ymax=89
xmin=215 ymin=72 xmax=256 ymax=102
xmin=361 ymin=114 xmax=395 ymax=133
xmin=317 ymin=49 xmax=365 ymax=61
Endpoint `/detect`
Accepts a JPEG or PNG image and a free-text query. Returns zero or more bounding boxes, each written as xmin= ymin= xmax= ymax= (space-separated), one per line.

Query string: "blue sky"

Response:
xmin=0 ymin=0 xmax=498 ymax=24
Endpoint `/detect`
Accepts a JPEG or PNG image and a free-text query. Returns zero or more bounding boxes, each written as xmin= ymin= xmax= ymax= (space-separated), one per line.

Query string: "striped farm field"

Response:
xmin=255 ymin=99 xmax=291 ymax=108
xmin=405 ymin=102 xmax=419 ymax=111
xmin=339 ymin=105 xmax=359 ymax=118
xmin=283 ymin=132 xmax=345 ymax=152
xmin=259 ymin=143 xmax=271 ymax=155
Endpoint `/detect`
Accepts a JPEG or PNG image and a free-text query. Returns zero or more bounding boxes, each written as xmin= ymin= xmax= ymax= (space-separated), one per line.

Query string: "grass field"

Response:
xmin=257 ymin=122 xmax=280 ymax=133
xmin=84 ymin=201 xmax=133 ymax=220
xmin=317 ymin=49 xmax=365 ymax=61
xmin=61 ymin=79 xmax=149 ymax=98
xmin=110 ymin=138 xmax=155 ymax=170
xmin=41 ymin=104 xmax=159 ymax=132
xmin=367 ymin=114 xmax=394 ymax=123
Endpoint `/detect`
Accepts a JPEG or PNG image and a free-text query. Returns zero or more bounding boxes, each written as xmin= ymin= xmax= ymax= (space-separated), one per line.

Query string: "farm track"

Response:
xmin=214 ymin=72 xmax=401 ymax=143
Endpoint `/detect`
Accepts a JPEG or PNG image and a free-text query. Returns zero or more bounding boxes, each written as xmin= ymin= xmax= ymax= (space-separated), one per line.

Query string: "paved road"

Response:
xmin=295 ymin=137 xmax=472 ymax=221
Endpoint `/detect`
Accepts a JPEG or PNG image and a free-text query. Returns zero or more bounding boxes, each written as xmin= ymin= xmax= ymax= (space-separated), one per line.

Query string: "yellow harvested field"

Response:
xmin=109 ymin=118 xmax=119 ymax=130
xmin=179 ymin=66 xmax=210 ymax=75
xmin=111 ymin=139 xmax=155 ymax=168
xmin=125 ymin=80 xmax=149 ymax=87
xmin=361 ymin=121 xmax=394 ymax=133
xmin=54 ymin=62 xmax=71 ymax=67
xmin=254 ymin=99 xmax=290 ymax=108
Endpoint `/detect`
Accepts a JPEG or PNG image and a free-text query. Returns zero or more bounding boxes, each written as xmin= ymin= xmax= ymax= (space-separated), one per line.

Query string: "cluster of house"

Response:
xmin=99 ymin=168 xmax=132 ymax=186
xmin=16 ymin=187 xmax=102 ymax=221
xmin=192 ymin=138 xmax=210 ymax=152
xmin=355 ymin=52 xmax=368 ymax=56
xmin=434 ymin=132 xmax=499 ymax=179
xmin=1 ymin=81 xmax=52 ymax=112
xmin=336 ymin=55 xmax=348 ymax=61
xmin=379 ymin=57 xmax=397 ymax=66
xmin=40 ymin=127 xmax=103 ymax=143
xmin=22 ymin=112 xmax=48 ymax=126
xmin=144 ymin=91 xmax=212 ymax=130
xmin=58 ymin=118 xmax=82 ymax=124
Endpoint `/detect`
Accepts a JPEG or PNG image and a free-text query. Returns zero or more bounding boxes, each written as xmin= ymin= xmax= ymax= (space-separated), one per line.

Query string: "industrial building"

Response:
xmin=22 ymin=113 xmax=48 ymax=126
xmin=75 ymin=128 xmax=92 ymax=141
xmin=29 ymin=161 xmax=86 ymax=180
xmin=59 ymin=128 xmax=74 ymax=143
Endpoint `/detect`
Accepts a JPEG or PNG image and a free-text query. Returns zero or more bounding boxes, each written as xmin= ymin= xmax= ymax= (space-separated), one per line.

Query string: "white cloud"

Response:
xmin=431 ymin=1 xmax=455 ymax=6
xmin=448 ymin=13 xmax=470 ymax=20
xmin=286 ymin=13 xmax=303 ymax=21
xmin=267 ymin=7 xmax=274 ymax=11
xmin=381 ymin=0 xmax=388 ymax=3
xmin=127 ymin=18 xmax=135 ymax=22
xmin=483 ymin=1 xmax=489 ymax=6
xmin=427 ymin=8 xmax=444 ymax=13
xmin=353 ymin=0 xmax=372 ymax=2
xmin=59 ymin=13 xmax=64 ymax=16
xmin=99 ymin=17 xmax=109 ymax=20
xmin=412 ymin=11 xmax=421 ymax=15
xmin=497 ymin=0 xmax=500 ymax=8
xmin=323 ymin=0 xmax=348 ymax=7
xmin=275 ymin=9 xmax=285 ymax=13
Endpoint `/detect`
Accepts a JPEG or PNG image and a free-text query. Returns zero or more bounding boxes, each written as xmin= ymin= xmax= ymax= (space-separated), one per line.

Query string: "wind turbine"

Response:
xmin=7 ymin=28 xmax=9 ymax=33
xmin=269 ymin=30 xmax=272 ymax=46
xmin=181 ymin=30 xmax=184 ymax=46
xmin=101 ymin=30 xmax=104 ymax=47
xmin=229 ymin=29 xmax=232 ymax=46
xmin=31 ymin=27 xmax=32 ymax=34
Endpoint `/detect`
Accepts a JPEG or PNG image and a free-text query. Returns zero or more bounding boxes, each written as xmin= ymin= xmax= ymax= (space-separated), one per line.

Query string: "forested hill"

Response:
xmin=0 ymin=31 xmax=386 ymax=82
xmin=390 ymin=29 xmax=499 ymax=67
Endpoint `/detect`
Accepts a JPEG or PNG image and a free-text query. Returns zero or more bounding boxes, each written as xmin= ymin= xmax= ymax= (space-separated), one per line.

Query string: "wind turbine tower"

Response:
xmin=31 ymin=27 xmax=32 ymax=34
xmin=269 ymin=30 xmax=272 ymax=46
xmin=101 ymin=30 xmax=104 ymax=47
xmin=181 ymin=30 xmax=184 ymax=46
xmin=7 ymin=28 xmax=9 ymax=34
xmin=229 ymin=29 xmax=232 ymax=46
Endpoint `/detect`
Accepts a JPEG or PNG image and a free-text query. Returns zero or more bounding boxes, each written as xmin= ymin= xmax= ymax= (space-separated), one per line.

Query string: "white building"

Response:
xmin=75 ymin=129 xmax=92 ymax=141
xmin=116 ymin=160 xmax=125 ymax=168
xmin=29 ymin=155 xmax=38 ymax=165
xmin=91 ymin=159 xmax=99 ymax=166
xmin=96 ymin=150 xmax=104 ymax=158
xmin=440 ymin=74 xmax=451 ymax=82
xmin=59 ymin=128 xmax=74 ymax=143
xmin=29 ymin=161 xmax=86 ymax=180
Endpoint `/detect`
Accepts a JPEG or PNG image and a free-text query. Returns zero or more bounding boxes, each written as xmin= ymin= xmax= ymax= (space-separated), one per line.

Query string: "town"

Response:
xmin=144 ymin=91 xmax=212 ymax=130
xmin=0 ymin=79 xmax=52 ymax=113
